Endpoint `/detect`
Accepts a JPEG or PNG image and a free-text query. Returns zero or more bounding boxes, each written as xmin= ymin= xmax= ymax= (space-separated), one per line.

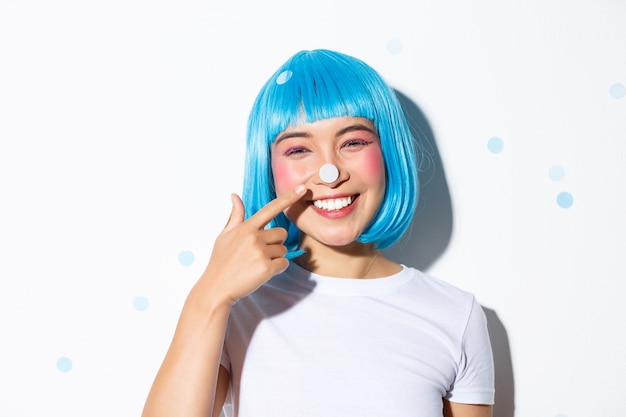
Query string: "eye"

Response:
xmin=284 ymin=146 xmax=310 ymax=157
xmin=342 ymin=139 xmax=372 ymax=149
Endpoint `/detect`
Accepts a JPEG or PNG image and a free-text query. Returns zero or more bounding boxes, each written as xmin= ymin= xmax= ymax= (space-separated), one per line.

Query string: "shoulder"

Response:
xmin=403 ymin=266 xmax=475 ymax=302
xmin=398 ymin=266 xmax=481 ymax=324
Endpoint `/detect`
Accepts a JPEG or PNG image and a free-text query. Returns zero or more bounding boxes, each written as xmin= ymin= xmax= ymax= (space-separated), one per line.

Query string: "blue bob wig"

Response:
xmin=242 ymin=49 xmax=419 ymax=258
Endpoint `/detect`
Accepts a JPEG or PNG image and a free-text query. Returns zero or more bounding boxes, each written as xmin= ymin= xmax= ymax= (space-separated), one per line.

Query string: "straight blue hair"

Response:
xmin=242 ymin=49 xmax=419 ymax=258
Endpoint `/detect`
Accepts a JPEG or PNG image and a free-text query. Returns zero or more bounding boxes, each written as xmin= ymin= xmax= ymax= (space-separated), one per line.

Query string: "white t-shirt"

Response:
xmin=221 ymin=263 xmax=494 ymax=417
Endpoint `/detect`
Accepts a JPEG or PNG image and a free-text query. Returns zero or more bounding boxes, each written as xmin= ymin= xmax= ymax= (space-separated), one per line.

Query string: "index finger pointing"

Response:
xmin=248 ymin=184 xmax=307 ymax=229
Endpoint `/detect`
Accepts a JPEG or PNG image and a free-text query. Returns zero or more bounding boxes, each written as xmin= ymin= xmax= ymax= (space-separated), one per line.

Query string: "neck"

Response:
xmin=294 ymin=242 xmax=398 ymax=279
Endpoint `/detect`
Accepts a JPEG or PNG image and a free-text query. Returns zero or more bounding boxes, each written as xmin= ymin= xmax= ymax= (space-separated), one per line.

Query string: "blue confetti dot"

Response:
xmin=133 ymin=296 xmax=149 ymax=311
xmin=178 ymin=250 xmax=195 ymax=266
xmin=276 ymin=70 xmax=292 ymax=85
xmin=609 ymin=83 xmax=625 ymax=99
xmin=549 ymin=165 xmax=565 ymax=181
xmin=57 ymin=357 xmax=73 ymax=373
xmin=387 ymin=39 xmax=403 ymax=55
xmin=487 ymin=137 xmax=504 ymax=154
xmin=556 ymin=192 xmax=574 ymax=208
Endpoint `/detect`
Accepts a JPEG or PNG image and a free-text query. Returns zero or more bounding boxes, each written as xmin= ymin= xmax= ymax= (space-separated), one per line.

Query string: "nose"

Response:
xmin=318 ymin=163 xmax=339 ymax=183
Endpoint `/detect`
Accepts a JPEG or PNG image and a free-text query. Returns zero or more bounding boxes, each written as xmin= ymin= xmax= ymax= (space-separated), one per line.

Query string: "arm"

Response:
xmin=141 ymin=186 xmax=307 ymax=417
xmin=141 ymin=292 xmax=230 ymax=417
xmin=443 ymin=400 xmax=492 ymax=417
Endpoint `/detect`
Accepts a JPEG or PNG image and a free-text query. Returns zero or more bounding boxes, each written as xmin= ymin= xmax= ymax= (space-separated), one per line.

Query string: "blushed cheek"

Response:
xmin=272 ymin=160 xmax=301 ymax=196
xmin=361 ymin=148 xmax=386 ymax=186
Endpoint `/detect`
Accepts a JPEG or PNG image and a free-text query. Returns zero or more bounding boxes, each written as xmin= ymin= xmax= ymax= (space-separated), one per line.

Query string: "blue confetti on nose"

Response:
xmin=276 ymin=70 xmax=293 ymax=85
xmin=609 ymin=83 xmax=625 ymax=99
xmin=549 ymin=165 xmax=565 ymax=181
xmin=556 ymin=192 xmax=574 ymax=208
xmin=387 ymin=39 xmax=403 ymax=55
xmin=133 ymin=296 xmax=150 ymax=311
xmin=487 ymin=137 xmax=504 ymax=154
xmin=56 ymin=357 xmax=73 ymax=373
xmin=178 ymin=250 xmax=195 ymax=266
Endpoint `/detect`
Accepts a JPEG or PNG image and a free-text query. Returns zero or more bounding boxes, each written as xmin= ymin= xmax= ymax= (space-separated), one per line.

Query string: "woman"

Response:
xmin=142 ymin=49 xmax=494 ymax=417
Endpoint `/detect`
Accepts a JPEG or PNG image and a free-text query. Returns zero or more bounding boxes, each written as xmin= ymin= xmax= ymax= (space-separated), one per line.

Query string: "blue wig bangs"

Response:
xmin=252 ymin=50 xmax=382 ymax=146
xmin=242 ymin=49 xmax=419 ymax=257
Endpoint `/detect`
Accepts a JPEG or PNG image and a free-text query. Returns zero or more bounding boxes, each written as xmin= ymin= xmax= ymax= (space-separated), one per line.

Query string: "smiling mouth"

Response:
xmin=311 ymin=195 xmax=357 ymax=211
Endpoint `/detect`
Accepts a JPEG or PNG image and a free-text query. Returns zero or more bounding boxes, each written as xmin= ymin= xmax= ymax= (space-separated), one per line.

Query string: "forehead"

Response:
xmin=275 ymin=116 xmax=376 ymax=140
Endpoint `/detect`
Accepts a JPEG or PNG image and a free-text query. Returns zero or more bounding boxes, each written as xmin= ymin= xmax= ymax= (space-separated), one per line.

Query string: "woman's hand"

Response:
xmin=197 ymin=184 xmax=307 ymax=306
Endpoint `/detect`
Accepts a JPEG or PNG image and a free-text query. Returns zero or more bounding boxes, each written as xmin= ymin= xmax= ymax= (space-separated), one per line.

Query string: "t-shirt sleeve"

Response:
xmin=445 ymin=297 xmax=495 ymax=405
xmin=220 ymin=341 xmax=231 ymax=372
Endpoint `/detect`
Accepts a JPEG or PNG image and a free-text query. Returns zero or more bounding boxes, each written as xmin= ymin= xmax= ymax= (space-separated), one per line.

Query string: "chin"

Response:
xmin=293 ymin=218 xmax=368 ymax=249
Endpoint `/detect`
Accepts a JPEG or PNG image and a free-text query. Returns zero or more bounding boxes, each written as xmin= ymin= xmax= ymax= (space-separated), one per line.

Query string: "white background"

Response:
xmin=1 ymin=1 xmax=625 ymax=416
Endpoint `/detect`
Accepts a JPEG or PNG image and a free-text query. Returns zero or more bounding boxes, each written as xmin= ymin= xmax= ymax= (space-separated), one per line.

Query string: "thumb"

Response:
xmin=223 ymin=193 xmax=245 ymax=232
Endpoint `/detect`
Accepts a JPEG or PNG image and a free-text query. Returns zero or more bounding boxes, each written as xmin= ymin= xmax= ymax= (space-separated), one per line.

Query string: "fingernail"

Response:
xmin=295 ymin=184 xmax=306 ymax=195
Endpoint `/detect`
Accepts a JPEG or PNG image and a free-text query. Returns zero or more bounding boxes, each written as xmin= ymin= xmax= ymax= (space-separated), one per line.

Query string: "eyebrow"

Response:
xmin=274 ymin=123 xmax=378 ymax=145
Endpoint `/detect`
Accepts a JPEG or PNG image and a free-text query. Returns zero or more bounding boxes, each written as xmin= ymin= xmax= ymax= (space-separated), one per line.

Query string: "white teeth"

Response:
xmin=313 ymin=196 xmax=353 ymax=211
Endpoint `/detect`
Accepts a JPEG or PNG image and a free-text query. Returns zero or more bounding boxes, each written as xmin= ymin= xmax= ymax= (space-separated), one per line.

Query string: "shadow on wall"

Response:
xmin=385 ymin=91 xmax=516 ymax=417
xmin=383 ymin=90 xmax=453 ymax=271
xmin=483 ymin=308 xmax=516 ymax=417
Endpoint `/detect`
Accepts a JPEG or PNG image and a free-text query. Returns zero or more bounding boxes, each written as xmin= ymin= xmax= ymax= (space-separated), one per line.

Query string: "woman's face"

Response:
xmin=271 ymin=116 xmax=386 ymax=249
